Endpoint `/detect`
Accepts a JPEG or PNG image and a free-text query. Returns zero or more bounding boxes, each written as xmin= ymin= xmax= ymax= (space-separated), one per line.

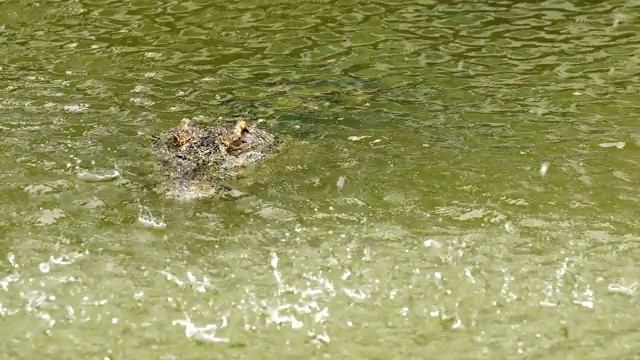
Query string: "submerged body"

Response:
xmin=151 ymin=118 xmax=278 ymax=200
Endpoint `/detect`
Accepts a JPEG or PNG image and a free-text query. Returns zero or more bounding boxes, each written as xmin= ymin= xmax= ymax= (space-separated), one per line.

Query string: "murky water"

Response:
xmin=2 ymin=0 xmax=640 ymax=358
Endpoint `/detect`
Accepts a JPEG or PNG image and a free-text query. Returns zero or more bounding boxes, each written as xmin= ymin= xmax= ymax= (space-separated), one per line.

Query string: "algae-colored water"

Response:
xmin=1 ymin=1 xmax=640 ymax=358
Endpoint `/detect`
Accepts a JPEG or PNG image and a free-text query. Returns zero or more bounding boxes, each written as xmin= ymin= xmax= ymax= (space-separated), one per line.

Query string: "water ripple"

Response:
xmin=1 ymin=0 xmax=640 ymax=357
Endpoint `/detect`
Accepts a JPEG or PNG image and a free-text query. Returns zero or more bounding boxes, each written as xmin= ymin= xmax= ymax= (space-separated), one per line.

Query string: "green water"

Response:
xmin=1 ymin=0 xmax=640 ymax=358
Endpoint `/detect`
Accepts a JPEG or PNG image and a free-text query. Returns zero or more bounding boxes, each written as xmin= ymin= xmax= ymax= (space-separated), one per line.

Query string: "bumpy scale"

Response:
xmin=172 ymin=118 xmax=199 ymax=148
xmin=216 ymin=120 xmax=249 ymax=153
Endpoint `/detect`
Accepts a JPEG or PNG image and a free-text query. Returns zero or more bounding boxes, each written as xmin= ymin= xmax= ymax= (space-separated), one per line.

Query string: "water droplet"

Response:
xmin=270 ymin=252 xmax=279 ymax=269
xmin=347 ymin=135 xmax=370 ymax=141
xmin=599 ymin=142 xmax=625 ymax=149
xmin=423 ymin=239 xmax=441 ymax=248
xmin=7 ymin=253 xmax=17 ymax=268
xmin=504 ymin=222 xmax=516 ymax=234
xmin=540 ymin=162 xmax=550 ymax=177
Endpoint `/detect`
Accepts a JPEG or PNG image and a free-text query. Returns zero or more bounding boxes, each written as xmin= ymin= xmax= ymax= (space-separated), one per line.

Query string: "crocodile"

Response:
xmin=151 ymin=118 xmax=278 ymax=200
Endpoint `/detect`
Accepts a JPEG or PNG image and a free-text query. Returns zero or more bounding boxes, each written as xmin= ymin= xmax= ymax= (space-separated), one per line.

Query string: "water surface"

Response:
xmin=1 ymin=0 xmax=640 ymax=358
